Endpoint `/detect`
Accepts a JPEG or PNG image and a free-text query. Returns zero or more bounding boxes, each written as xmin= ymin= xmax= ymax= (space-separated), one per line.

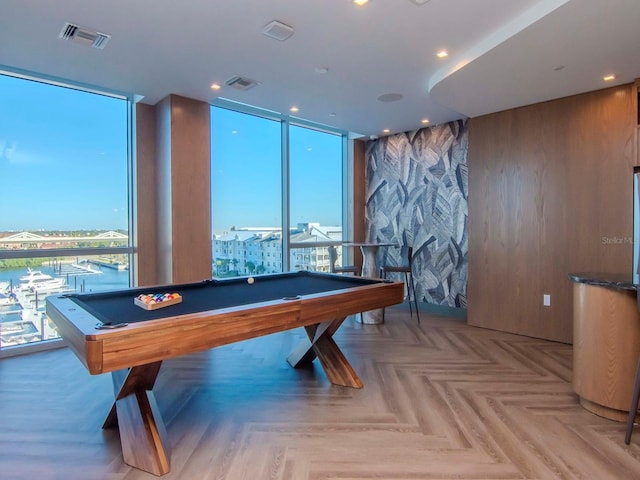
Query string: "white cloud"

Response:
xmin=0 ymin=139 xmax=44 ymax=164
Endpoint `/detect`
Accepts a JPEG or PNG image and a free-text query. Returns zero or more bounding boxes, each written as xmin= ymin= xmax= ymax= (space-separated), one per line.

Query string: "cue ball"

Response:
xmin=247 ymin=277 xmax=254 ymax=285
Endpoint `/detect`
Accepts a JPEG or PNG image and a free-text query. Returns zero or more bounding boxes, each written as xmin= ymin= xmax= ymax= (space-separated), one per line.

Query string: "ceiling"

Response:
xmin=1 ymin=0 xmax=638 ymax=138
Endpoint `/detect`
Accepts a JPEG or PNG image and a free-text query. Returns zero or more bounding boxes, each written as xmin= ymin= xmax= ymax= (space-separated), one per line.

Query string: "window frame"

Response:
xmin=210 ymin=99 xmax=353 ymax=272
xmin=0 ymin=68 xmax=136 ymax=357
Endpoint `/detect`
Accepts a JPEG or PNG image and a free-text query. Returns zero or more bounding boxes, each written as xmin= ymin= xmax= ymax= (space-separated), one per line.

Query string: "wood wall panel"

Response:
xmin=155 ymin=95 xmax=212 ymax=285
xmin=468 ymin=85 xmax=635 ymax=343
xmin=635 ymin=79 xmax=639 ymax=168
xmin=155 ymin=96 xmax=173 ymax=284
xmin=352 ymin=139 xmax=366 ymax=270
xmin=135 ymin=103 xmax=158 ymax=286
xmin=168 ymin=95 xmax=211 ymax=283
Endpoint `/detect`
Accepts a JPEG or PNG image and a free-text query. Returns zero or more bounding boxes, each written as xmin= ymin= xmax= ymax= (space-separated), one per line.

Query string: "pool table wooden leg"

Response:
xmin=102 ymin=361 xmax=171 ymax=476
xmin=288 ymin=318 xmax=363 ymax=389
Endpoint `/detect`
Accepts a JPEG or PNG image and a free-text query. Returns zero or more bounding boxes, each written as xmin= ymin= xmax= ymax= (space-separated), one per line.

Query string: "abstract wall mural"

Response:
xmin=365 ymin=120 xmax=468 ymax=308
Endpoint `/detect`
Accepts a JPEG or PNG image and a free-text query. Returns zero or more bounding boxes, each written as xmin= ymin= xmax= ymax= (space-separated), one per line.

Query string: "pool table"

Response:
xmin=46 ymin=271 xmax=403 ymax=476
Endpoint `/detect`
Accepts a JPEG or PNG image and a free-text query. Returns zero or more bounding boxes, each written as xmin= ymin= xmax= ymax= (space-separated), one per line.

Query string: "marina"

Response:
xmin=58 ymin=262 xmax=104 ymax=276
xmin=88 ymin=258 xmax=127 ymax=271
xmin=0 ymin=262 xmax=129 ymax=349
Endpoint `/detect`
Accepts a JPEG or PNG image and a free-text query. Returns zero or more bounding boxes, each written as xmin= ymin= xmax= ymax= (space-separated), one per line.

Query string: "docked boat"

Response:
xmin=19 ymin=269 xmax=56 ymax=291
xmin=19 ymin=268 xmax=65 ymax=292
xmin=30 ymin=277 xmax=66 ymax=293
xmin=20 ymin=268 xmax=46 ymax=281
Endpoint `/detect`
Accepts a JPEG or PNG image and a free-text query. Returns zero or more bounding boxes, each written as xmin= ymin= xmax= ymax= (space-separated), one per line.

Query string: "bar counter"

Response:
xmin=569 ymin=273 xmax=640 ymax=422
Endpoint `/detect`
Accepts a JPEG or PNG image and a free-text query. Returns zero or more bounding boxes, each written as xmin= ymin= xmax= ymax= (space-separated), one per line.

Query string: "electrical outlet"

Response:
xmin=543 ymin=294 xmax=551 ymax=306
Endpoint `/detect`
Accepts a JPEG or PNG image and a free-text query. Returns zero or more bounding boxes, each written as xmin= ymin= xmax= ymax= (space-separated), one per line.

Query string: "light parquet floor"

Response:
xmin=1 ymin=306 xmax=639 ymax=480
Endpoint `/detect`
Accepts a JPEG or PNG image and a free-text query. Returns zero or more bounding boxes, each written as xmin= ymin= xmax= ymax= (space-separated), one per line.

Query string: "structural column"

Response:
xmin=139 ymin=94 xmax=212 ymax=285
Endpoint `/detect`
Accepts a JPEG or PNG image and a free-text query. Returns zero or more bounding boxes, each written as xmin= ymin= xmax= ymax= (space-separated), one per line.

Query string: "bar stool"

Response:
xmin=625 ymin=355 xmax=640 ymax=444
xmin=328 ymin=246 xmax=361 ymax=276
xmin=379 ymin=246 xmax=420 ymax=323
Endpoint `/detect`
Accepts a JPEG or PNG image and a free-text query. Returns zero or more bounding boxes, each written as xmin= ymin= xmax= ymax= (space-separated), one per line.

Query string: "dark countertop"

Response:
xmin=568 ymin=272 xmax=637 ymax=291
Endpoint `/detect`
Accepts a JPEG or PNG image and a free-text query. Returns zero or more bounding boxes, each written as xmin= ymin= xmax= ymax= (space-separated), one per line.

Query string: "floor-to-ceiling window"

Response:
xmin=210 ymin=107 xmax=282 ymax=277
xmin=0 ymin=71 xmax=133 ymax=355
xmin=210 ymin=104 xmax=347 ymax=277
xmin=289 ymin=125 xmax=344 ymax=272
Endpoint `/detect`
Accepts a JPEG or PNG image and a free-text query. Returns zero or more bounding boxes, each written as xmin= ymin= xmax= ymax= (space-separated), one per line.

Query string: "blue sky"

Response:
xmin=0 ymin=73 xmax=128 ymax=231
xmin=210 ymin=107 xmax=343 ymax=235
xmin=0 ymin=72 xmax=343 ymax=234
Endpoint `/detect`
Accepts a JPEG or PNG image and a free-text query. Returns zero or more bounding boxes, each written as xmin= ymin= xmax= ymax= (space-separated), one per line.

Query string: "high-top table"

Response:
xmin=344 ymin=242 xmax=396 ymax=324
xmin=568 ymin=273 xmax=640 ymax=423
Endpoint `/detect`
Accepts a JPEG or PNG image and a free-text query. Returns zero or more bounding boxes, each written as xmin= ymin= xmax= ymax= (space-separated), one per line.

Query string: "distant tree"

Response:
xmin=256 ymin=263 xmax=266 ymax=274
xmin=0 ymin=258 xmax=44 ymax=270
xmin=215 ymin=258 xmax=230 ymax=274
xmin=246 ymin=261 xmax=256 ymax=274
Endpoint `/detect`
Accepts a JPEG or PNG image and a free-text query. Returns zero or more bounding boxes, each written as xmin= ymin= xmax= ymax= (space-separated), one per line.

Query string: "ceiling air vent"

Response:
xmin=225 ymin=76 xmax=260 ymax=91
xmin=263 ymin=20 xmax=294 ymax=41
xmin=59 ymin=22 xmax=111 ymax=49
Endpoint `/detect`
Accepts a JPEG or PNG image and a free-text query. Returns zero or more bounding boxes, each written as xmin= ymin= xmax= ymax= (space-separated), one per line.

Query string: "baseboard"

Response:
xmin=395 ymin=300 xmax=467 ymax=320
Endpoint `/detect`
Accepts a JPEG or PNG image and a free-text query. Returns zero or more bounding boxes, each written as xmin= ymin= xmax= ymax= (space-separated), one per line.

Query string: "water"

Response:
xmin=0 ymin=264 xmax=130 ymax=294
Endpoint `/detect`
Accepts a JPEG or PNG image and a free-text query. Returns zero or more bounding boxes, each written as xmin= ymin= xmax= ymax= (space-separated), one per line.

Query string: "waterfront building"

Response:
xmin=212 ymin=223 xmax=344 ymax=277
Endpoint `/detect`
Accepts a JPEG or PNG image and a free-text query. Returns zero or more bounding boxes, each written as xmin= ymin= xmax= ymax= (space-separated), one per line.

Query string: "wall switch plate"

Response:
xmin=543 ymin=294 xmax=551 ymax=306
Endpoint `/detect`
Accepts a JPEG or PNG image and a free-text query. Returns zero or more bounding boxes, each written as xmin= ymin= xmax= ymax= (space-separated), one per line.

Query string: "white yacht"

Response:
xmin=19 ymin=269 xmax=54 ymax=291
xmin=20 ymin=268 xmax=44 ymax=281
xmin=30 ymin=277 xmax=66 ymax=293
xmin=19 ymin=269 xmax=67 ymax=293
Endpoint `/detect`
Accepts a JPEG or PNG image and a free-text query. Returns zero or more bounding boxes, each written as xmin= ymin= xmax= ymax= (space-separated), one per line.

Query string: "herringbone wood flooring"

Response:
xmin=1 ymin=306 xmax=639 ymax=480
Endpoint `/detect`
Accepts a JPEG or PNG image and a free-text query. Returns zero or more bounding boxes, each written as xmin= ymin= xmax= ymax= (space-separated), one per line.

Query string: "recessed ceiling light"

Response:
xmin=329 ymin=112 xmax=337 ymax=117
xmin=436 ymin=50 xmax=449 ymax=58
xmin=210 ymin=83 xmax=221 ymax=90
xmin=409 ymin=0 xmax=431 ymax=4
xmin=603 ymin=74 xmax=616 ymax=81
xmin=314 ymin=66 xmax=329 ymax=74
xmin=421 ymin=119 xmax=430 ymax=124
xmin=290 ymin=106 xmax=300 ymax=113
xmin=552 ymin=65 xmax=565 ymax=71
xmin=383 ymin=128 xmax=390 ymax=134
xmin=353 ymin=0 xmax=369 ymax=5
